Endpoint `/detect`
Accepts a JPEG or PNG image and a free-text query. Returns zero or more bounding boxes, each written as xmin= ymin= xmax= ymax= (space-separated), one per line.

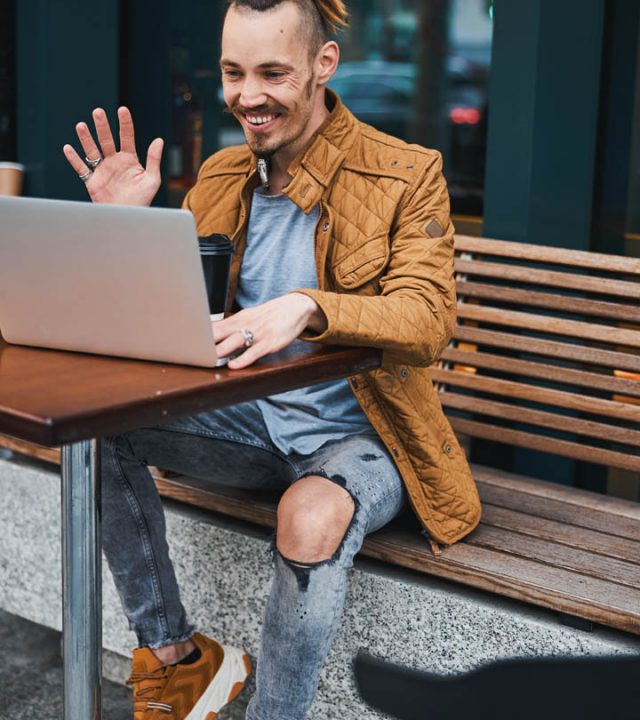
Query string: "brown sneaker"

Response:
xmin=127 ymin=632 xmax=251 ymax=719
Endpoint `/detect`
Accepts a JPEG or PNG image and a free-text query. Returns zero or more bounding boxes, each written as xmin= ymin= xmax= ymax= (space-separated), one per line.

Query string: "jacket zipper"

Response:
xmin=313 ymin=199 xmax=332 ymax=291
xmin=226 ymin=177 xmax=255 ymax=309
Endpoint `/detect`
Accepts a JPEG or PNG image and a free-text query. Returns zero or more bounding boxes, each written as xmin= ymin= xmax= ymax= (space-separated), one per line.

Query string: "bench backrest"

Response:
xmin=437 ymin=235 xmax=640 ymax=473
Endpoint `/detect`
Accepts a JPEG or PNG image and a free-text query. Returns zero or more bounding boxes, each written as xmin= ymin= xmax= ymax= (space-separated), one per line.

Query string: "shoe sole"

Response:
xmin=185 ymin=645 xmax=252 ymax=720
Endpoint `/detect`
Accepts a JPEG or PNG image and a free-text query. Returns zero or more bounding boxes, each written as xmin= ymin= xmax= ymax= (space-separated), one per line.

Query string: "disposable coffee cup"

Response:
xmin=199 ymin=234 xmax=233 ymax=368
xmin=0 ymin=162 xmax=25 ymax=196
xmin=198 ymin=234 xmax=234 ymax=321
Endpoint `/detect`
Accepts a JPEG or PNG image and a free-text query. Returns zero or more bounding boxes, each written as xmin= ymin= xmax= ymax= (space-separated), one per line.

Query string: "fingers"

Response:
xmin=117 ymin=106 xmax=137 ymax=154
xmin=62 ymin=143 xmax=91 ymax=180
xmin=74 ymin=122 xmax=102 ymax=164
xmin=214 ymin=325 xmax=262 ymax=369
xmin=214 ymin=328 xmax=248 ymax=361
xmin=64 ymin=108 xmax=119 ymax=177
xmin=92 ymin=107 xmax=117 ymax=156
xmin=212 ymin=315 xmax=242 ymax=344
xmin=145 ymin=137 xmax=164 ymax=176
xmin=227 ymin=344 xmax=261 ymax=369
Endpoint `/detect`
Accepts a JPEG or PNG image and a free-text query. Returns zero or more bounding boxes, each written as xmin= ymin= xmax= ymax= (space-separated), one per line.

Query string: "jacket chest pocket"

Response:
xmin=331 ymin=233 xmax=390 ymax=290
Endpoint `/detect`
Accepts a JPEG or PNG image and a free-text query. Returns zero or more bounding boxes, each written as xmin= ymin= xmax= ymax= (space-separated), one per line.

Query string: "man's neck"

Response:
xmin=261 ymin=93 xmax=330 ymax=196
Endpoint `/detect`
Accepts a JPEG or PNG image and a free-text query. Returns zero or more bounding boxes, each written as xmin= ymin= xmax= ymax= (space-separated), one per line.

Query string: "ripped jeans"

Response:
xmin=101 ymin=399 xmax=406 ymax=720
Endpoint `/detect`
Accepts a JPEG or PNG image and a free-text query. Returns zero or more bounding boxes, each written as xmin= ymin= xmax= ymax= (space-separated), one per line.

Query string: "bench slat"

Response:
xmin=466 ymin=524 xmax=640 ymax=590
xmin=441 ymin=392 xmax=640 ymax=447
xmin=441 ymin=348 xmax=640 ymax=398
xmin=455 ymin=235 xmax=640 ymax=275
xmin=455 ymin=258 xmax=640 ymax=299
xmin=457 ymin=305 xmax=640 ymax=349
xmin=453 ymin=326 xmax=640 ymax=373
xmin=434 ymin=368 xmax=640 ymax=422
xmin=456 ymin=281 xmax=640 ymax=323
xmin=450 ymin=417 xmax=640 ymax=472
xmin=481 ymin=504 xmax=640 ymax=564
xmin=0 ymin=435 xmax=60 ymax=464
xmin=364 ymin=528 xmax=640 ymax=635
xmin=473 ymin=465 xmax=640 ymax=521
xmin=478 ymin=484 xmax=640 ymax=540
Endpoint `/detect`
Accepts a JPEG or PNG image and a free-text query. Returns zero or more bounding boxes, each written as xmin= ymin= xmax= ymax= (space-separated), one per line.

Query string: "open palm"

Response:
xmin=63 ymin=106 xmax=163 ymax=207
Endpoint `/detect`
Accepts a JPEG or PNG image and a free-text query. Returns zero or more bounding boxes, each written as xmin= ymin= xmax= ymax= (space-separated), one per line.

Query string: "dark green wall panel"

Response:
xmin=18 ymin=0 xmax=119 ymax=200
xmin=484 ymin=0 xmax=605 ymax=250
xmin=482 ymin=0 xmax=540 ymax=242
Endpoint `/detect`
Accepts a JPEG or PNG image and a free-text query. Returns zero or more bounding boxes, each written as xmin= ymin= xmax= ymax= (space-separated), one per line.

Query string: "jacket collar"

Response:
xmin=245 ymin=89 xmax=358 ymax=214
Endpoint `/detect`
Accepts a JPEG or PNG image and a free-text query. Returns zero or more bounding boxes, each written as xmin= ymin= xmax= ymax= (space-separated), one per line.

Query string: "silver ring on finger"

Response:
xmin=241 ymin=328 xmax=255 ymax=348
xmin=78 ymin=169 xmax=93 ymax=183
xmin=85 ymin=155 xmax=102 ymax=169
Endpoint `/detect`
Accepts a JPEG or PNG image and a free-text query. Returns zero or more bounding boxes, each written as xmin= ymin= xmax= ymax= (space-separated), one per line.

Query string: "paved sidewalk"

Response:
xmin=0 ymin=607 xmax=250 ymax=719
xmin=0 ymin=607 xmax=131 ymax=719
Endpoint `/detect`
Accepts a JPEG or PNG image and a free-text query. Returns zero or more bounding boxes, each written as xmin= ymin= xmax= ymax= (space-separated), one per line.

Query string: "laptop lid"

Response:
xmin=0 ymin=196 xmax=219 ymax=368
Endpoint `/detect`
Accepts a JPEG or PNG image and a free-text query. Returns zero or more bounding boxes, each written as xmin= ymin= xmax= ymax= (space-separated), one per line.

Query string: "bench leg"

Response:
xmin=62 ymin=440 xmax=102 ymax=720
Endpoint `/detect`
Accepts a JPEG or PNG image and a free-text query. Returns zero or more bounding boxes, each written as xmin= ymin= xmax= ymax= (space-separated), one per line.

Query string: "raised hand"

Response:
xmin=63 ymin=106 xmax=164 ymax=206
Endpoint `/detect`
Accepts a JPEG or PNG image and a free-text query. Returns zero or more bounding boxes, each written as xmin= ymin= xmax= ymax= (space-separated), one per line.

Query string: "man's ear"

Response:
xmin=315 ymin=41 xmax=340 ymax=86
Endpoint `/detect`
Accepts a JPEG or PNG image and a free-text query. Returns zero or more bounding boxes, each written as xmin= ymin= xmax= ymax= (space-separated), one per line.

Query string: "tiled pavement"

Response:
xmin=0 ymin=608 xmax=250 ymax=719
xmin=0 ymin=608 xmax=131 ymax=719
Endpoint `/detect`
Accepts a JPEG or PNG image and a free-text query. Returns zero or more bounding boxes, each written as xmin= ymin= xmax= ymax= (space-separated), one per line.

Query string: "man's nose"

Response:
xmin=239 ymin=77 xmax=268 ymax=108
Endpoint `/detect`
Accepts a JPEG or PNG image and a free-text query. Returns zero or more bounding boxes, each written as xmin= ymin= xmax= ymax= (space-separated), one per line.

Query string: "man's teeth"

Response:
xmin=246 ymin=114 xmax=276 ymax=125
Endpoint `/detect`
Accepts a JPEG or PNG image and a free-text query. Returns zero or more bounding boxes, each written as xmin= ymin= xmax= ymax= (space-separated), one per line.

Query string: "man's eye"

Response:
xmin=265 ymin=71 xmax=285 ymax=79
xmin=223 ymin=70 xmax=241 ymax=79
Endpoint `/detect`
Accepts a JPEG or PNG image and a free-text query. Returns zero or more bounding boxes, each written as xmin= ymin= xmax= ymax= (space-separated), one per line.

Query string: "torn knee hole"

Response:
xmin=276 ymin=479 xmax=358 ymax=565
xmin=284 ymin=558 xmax=315 ymax=569
xmin=278 ymin=551 xmax=316 ymax=592
xmin=297 ymin=469 xmax=349 ymax=490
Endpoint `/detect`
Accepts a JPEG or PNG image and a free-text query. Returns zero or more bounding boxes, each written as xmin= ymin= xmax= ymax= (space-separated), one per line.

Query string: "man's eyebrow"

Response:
xmin=220 ymin=59 xmax=294 ymax=71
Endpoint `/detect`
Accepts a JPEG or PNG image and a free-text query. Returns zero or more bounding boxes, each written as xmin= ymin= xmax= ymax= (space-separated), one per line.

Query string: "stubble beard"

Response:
xmin=242 ymin=74 xmax=317 ymax=158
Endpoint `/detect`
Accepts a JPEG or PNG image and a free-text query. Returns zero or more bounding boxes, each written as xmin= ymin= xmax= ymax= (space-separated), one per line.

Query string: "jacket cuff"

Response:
xmin=290 ymin=289 xmax=337 ymax=343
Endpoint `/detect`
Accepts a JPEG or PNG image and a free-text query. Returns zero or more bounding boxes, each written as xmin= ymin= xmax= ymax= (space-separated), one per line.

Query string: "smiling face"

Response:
xmin=221 ymin=1 xmax=338 ymax=162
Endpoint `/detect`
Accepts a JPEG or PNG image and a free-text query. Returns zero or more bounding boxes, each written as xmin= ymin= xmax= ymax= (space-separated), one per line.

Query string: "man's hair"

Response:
xmin=226 ymin=0 xmax=349 ymax=54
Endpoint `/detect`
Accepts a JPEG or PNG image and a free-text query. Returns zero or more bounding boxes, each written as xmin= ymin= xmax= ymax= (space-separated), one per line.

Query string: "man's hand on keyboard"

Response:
xmin=213 ymin=293 xmax=327 ymax=370
xmin=63 ymin=106 xmax=163 ymax=207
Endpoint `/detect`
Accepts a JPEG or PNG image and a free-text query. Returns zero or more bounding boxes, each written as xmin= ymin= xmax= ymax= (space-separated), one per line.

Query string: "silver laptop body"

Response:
xmin=0 ymin=196 xmax=220 ymax=368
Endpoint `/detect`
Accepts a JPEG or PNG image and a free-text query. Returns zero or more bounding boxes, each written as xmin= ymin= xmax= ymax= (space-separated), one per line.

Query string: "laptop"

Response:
xmin=0 ymin=196 xmax=223 ymax=368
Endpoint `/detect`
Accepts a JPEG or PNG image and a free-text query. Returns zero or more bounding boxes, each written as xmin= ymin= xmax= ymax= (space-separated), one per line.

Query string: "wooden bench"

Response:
xmin=2 ymin=235 xmax=639 ymax=635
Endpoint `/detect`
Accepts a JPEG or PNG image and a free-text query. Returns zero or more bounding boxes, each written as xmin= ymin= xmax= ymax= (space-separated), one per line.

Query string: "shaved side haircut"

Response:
xmin=226 ymin=0 xmax=349 ymax=56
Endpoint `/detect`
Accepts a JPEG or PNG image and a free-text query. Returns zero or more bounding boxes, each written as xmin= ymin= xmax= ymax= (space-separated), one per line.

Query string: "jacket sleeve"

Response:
xmin=292 ymin=152 xmax=457 ymax=367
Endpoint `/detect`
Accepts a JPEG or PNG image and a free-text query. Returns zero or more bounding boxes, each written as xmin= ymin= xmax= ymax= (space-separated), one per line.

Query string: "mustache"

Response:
xmin=224 ymin=101 xmax=286 ymax=116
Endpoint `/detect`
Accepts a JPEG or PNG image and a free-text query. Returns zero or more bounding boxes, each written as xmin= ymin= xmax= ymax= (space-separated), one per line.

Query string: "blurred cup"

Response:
xmin=0 ymin=162 xmax=25 ymax=196
xmin=198 ymin=234 xmax=234 ymax=368
xmin=198 ymin=233 xmax=234 ymax=321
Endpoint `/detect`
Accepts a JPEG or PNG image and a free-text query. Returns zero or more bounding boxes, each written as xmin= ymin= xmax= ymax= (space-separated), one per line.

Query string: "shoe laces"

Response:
xmin=127 ymin=667 xmax=173 ymax=712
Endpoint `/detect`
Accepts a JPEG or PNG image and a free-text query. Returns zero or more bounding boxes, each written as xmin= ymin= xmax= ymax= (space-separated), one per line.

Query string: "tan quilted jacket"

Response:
xmin=184 ymin=89 xmax=481 ymax=548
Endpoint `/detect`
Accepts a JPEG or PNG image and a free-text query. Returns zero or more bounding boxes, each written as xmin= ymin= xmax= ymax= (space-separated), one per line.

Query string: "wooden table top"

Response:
xmin=0 ymin=337 xmax=380 ymax=446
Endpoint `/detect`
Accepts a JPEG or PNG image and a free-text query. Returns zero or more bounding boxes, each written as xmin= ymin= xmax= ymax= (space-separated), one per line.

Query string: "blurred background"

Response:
xmin=2 ymin=0 xmax=638 ymax=249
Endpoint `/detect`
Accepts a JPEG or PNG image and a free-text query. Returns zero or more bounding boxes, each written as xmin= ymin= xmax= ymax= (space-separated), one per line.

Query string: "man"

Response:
xmin=63 ymin=1 xmax=481 ymax=718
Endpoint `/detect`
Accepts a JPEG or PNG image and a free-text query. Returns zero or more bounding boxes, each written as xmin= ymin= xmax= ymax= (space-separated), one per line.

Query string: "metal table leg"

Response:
xmin=62 ymin=440 xmax=102 ymax=720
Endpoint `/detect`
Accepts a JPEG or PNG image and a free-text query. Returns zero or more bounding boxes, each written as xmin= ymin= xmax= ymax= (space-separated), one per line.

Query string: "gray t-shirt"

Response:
xmin=234 ymin=187 xmax=374 ymax=455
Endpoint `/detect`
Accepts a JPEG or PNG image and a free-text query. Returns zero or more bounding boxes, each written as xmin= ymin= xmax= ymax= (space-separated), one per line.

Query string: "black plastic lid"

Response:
xmin=198 ymin=234 xmax=234 ymax=255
